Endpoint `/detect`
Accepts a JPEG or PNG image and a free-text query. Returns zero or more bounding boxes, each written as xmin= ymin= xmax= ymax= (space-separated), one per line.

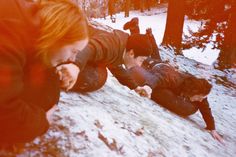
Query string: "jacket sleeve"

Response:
xmin=75 ymin=43 xmax=95 ymax=71
xmin=196 ymin=99 xmax=215 ymax=130
xmin=109 ymin=65 xmax=138 ymax=90
xmin=0 ymin=50 xmax=49 ymax=143
xmin=75 ymin=32 xmax=111 ymax=71
xmin=128 ymin=66 xmax=162 ymax=89
xmin=75 ymin=26 xmax=127 ymax=70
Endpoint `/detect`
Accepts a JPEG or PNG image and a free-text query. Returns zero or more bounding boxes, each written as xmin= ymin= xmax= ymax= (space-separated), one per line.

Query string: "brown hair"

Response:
xmin=126 ymin=34 xmax=152 ymax=58
xmin=181 ymin=77 xmax=212 ymax=98
xmin=36 ymin=0 xmax=88 ymax=63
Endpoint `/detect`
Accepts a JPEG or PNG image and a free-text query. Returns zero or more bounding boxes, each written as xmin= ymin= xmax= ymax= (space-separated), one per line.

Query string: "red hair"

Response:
xmin=36 ymin=0 xmax=88 ymax=62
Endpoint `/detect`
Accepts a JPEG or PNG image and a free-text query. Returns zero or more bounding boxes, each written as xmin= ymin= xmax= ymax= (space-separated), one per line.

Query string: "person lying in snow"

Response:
xmin=123 ymin=19 xmax=223 ymax=143
xmin=56 ymin=21 xmax=154 ymax=95
xmin=129 ymin=59 xmax=224 ymax=144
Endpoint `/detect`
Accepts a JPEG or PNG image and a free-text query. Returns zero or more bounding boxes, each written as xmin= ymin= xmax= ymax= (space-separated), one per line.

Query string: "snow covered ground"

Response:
xmin=15 ymin=48 xmax=235 ymax=157
xmin=94 ymin=5 xmax=220 ymax=66
xmin=3 ymin=5 xmax=236 ymax=157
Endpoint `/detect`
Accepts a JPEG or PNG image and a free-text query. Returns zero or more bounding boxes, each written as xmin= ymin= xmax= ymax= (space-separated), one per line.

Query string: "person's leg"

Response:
xmin=71 ymin=64 xmax=108 ymax=93
xmin=151 ymin=89 xmax=198 ymax=117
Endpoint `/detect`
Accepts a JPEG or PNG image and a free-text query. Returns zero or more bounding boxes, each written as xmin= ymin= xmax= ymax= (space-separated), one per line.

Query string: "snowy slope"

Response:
xmin=3 ymin=5 xmax=236 ymax=157
xmin=13 ymin=47 xmax=236 ymax=157
xmin=94 ymin=4 xmax=220 ymax=66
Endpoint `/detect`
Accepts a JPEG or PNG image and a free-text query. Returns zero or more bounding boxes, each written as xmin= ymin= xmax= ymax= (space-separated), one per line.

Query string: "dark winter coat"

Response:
xmin=76 ymin=22 xmax=129 ymax=69
xmin=129 ymin=60 xmax=215 ymax=130
xmin=75 ymin=21 xmax=163 ymax=90
xmin=75 ymin=22 xmax=139 ymax=89
xmin=128 ymin=62 xmax=183 ymax=90
xmin=0 ymin=0 xmax=60 ymax=143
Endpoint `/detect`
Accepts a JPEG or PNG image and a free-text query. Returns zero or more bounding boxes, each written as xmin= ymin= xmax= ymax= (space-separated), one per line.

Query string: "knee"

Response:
xmin=178 ymin=104 xmax=198 ymax=117
xmin=72 ymin=66 xmax=108 ymax=93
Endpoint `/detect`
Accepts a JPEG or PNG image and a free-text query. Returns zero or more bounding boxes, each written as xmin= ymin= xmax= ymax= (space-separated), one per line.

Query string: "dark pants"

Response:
xmin=151 ymin=89 xmax=198 ymax=117
xmin=72 ymin=64 xmax=108 ymax=93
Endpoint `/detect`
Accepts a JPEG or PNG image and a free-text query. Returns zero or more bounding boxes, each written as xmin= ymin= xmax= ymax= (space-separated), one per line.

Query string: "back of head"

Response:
xmin=126 ymin=34 xmax=152 ymax=58
xmin=36 ymin=0 xmax=88 ymax=63
xmin=181 ymin=77 xmax=212 ymax=97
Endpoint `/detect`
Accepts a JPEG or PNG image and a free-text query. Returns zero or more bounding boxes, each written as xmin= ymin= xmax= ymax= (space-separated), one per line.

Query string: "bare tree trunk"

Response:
xmin=146 ymin=0 xmax=151 ymax=11
xmin=108 ymin=0 xmax=115 ymax=17
xmin=162 ymin=0 xmax=185 ymax=54
xmin=133 ymin=0 xmax=139 ymax=10
xmin=124 ymin=0 xmax=131 ymax=17
xmin=140 ymin=0 xmax=145 ymax=12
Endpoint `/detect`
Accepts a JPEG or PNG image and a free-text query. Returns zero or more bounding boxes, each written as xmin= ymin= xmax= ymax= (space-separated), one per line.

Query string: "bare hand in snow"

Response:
xmin=135 ymin=85 xmax=152 ymax=98
xmin=55 ymin=63 xmax=80 ymax=91
xmin=210 ymin=130 xmax=224 ymax=145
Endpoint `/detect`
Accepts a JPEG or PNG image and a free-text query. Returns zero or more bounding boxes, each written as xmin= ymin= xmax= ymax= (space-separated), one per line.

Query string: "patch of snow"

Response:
xmin=9 ymin=5 xmax=236 ymax=157
xmin=95 ymin=6 xmax=220 ymax=66
xmin=14 ymin=46 xmax=236 ymax=157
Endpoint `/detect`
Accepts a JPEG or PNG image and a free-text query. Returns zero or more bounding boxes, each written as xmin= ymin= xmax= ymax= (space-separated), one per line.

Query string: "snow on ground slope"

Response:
xmin=2 ymin=5 xmax=236 ymax=157
xmin=9 ymin=47 xmax=235 ymax=157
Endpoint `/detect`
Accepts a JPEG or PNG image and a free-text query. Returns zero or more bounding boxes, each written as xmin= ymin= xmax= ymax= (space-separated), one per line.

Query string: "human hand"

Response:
xmin=210 ymin=130 xmax=224 ymax=144
xmin=135 ymin=86 xmax=148 ymax=97
xmin=55 ymin=63 xmax=80 ymax=91
xmin=135 ymin=85 xmax=152 ymax=98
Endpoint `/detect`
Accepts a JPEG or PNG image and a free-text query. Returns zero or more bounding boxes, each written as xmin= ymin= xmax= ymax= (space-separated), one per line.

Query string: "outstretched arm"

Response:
xmin=129 ymin=66 xmax=162 ymax=89
xmin=109 ymin=65 xmax=139 ymax=90
xmin=109 ymin=65 xmax=152 ymax=98
xmin=197 ymin=99 xmax=224 ymax=144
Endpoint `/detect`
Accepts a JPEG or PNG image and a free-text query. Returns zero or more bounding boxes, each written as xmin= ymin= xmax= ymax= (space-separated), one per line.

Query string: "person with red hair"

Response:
xmin=0 ymin=0 xmax=88 ymax=145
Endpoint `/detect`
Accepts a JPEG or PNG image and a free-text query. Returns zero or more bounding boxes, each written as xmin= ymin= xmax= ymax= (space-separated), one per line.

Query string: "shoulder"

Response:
xmin=88 ymin=20 xmax=129 ymax=38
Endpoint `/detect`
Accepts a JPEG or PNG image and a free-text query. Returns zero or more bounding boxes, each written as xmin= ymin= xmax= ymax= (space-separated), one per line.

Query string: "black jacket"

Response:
xmin=76 ymin=22 xmax=129 ymax=70
xmin=75 ymin=22 xmax=139 ymax=89
xmin=129 ymin=61 xmax=215 ymax=130
xmin=0 ymin=0 xmax=60 ymax=143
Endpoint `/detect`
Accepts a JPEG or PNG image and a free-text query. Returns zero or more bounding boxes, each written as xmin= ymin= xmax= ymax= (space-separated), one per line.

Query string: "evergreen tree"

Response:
xmin=162 ymin=0 xmax=185 ymax=54
xmin=183 ymin=0 xmax=235 ymax=69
